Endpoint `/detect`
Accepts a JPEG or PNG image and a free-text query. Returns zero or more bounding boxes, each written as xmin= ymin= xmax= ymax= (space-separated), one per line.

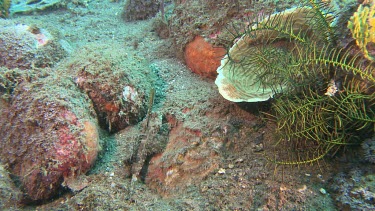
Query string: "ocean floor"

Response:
xmin=0 ymin=0 xmax=374 ymax=210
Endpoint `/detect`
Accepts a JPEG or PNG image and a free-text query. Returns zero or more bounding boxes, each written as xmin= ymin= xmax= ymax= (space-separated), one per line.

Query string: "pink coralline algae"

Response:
xmin=0 ymin=75 xmax=100 ymax=201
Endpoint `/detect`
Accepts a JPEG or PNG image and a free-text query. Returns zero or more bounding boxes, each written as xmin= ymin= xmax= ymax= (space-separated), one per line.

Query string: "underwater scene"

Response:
xmin=0 ymin=0 xmax=374 ymax=210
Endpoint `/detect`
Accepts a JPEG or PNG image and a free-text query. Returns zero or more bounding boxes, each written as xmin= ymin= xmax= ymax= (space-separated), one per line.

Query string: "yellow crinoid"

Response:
xmin=348 ymin=1 xmax=375 ymax=61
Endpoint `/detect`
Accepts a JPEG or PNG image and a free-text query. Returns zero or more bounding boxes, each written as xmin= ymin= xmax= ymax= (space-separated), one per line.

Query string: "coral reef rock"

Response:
xmin=146 ymin=121 xmax=224 ymax=196
xmin=0 ymin=73 xmax=100 ymax=202
xmin=0 ymin=21 xmax=66 ymax=69
xmin=0 ymin=162 xmax=22 ymax=209
xmin=184 ymin=35 xmax=226 ymax=79
xmin=330 ymin=169 xmax=375 ymax=210
xmin=61 ymin=43 xmax=155 ymax=133
xmin=362 ymin=137 xmax=375 ymax=164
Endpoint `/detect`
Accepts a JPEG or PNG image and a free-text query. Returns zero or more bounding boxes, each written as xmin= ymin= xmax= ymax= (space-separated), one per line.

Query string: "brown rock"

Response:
xmin=61 ymin=44 xmax=154 ymax=133
xmin=145 ymin=121 xmax=225 ymax=196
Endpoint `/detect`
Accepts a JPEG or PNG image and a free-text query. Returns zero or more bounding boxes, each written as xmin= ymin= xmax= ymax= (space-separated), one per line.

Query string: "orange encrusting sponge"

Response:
xmin=184 ymin=35 xmax=226 ymax=79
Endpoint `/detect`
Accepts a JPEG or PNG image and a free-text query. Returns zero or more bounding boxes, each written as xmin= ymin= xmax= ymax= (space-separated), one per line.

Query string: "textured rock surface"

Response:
xmin=60 ymin=43 xmax=156 ymax=133
xmin=329 ymin=168 xmax=375 ymax=210
xmin=362 ymin=137 xmax=375 ymax=164
xmin=0 ymin=72 xmax=100 ymax=201
xmin=0 ymin=163 xmax=22 ymax=209
xmin=122 ymin=0 xmax=160 ymax=21
xmin=146 ymin=121 xmax=224 ymax=196
xmin=0 ymin=21 xmax=66 ymax=69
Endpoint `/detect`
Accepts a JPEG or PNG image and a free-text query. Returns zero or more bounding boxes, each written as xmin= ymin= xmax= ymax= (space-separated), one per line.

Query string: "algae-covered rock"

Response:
xmin=330 ymin=169 xmax=375 ymax=210
xmin=0 ymin=21 xmax=66 ymax=69
xmin=0 ymin=71 xmax=100 ymax=201
xmin=59 ymin=43 xmax=156 ymax=133
xmin=362 ymin=137 xmax=375 ymax=164
xmin=146 ymin=121 xmax=224 ymax=196
xmin=0 ymin=162 xmax=22 ymax=209
xmin=122 ymin=0 xmax=160 ymax=21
